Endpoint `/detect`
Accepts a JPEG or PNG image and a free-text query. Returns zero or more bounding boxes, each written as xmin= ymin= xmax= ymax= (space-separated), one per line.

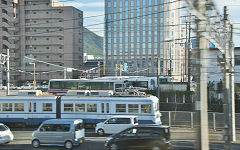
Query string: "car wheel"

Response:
xmin=152 ymin=145 xmax=161 ymax=150
xmin=109 ymin=143 xmax=119 ymax=150
xmin=65 ymin=141 xmax=73 ymax=149
xmin=32 ymin=139 xmax=40 ymax=148
xmin=97 ymin=129 xmax=104 ymax=136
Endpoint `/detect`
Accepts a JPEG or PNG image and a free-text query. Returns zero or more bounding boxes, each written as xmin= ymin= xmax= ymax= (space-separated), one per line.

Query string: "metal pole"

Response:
xmin=6 ymin=49 xmax=10 ymax=96
xmin=195 ymin=0 xmax=209 ymax=149
xmin=64 ymin=68 xmax=67 ymax=79
xmin=223 ymin=6 xmax=232 ymax=150
xmin=33 ymin=63 xmax=36 ymax=90
xmin=157 ymin=58 xmax=160 ymax=99
xmin=229 ymin=24 xmax=236 ymax=142
xmin=213 ymin=113 xmax=216 ymax=131
xmin=30 ymin=63 xmax=36 ymax=90
xmin=191 ymin=112 xmax=194 ymax=128
xmin=187 ymin=16 xmax=191 ymax=92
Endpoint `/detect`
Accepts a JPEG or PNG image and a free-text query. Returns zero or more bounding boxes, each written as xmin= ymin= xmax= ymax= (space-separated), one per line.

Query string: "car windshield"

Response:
xmin=0 ymin=125 xmax=8 ymax=131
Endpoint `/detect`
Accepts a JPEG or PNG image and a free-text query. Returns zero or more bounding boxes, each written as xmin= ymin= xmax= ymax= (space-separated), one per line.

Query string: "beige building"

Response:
xmin=0 ymin=0 xmax=83 ymax=86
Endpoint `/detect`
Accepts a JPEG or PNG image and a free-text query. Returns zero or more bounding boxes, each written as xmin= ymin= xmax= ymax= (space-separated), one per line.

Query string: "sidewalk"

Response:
xmin=170 ymin=127 xmax=240 ymax=143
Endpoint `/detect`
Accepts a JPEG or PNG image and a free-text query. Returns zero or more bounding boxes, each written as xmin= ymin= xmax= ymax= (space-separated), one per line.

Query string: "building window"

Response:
xmin=42 ymin=103 xmax=53 ymax=112
xmin=116 ymin=104 xmax=126 ymax=113
xmin=235 ymin=55 xmax=240 ymax=66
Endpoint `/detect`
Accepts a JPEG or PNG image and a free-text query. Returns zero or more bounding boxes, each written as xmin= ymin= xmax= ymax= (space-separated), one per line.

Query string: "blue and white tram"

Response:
xmin=0 ymin=95 xmax=161 ymax=126
xmin=60 ymin=95 xmax=161 ymax=124
xmin=0 ymin=96 xmax=57 ymax=126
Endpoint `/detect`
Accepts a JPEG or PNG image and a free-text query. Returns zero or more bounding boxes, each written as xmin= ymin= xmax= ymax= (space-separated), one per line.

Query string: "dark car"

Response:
xmin=105 ymin=125 xmax=171 ymax=150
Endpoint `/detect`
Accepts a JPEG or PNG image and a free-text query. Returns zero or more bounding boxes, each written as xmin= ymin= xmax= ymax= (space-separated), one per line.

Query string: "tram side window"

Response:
xmin=14 ymin=103 xmax=24 ymax=112
xmin=64 ymin=103 xmax=74 ymax=112
xmin=116 ymin=104 xmax=126 ymax=113
xmin=87 ymin=104 xmax=97 ymax=112
xmin=78 ymin=82 xmax=89 ymax=90
xmin=42 ymin=103 xmax=53 ymax=112
xmin=50 ymin=81 xmax=62 ymax=89
xmin=64 ymin=81 xmax=77 ymax=90
xmin=128 ymin=104 xmax=138 ymax=113
xmin=141 ymin=104 xmax=152 ymax=113
xmin=2 ymin=103 xmax=12 ymax=112
xmin=75 ymin=103 xmax=85 ymax=112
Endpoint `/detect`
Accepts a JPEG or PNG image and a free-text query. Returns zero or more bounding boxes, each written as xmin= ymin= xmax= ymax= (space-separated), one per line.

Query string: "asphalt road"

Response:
xmin=1 ymin=128 xmax=240 ymax=150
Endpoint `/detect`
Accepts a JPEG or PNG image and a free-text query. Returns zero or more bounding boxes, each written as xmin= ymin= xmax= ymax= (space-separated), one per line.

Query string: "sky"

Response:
xmin=60 ymin=0 xmax=240 ymax=46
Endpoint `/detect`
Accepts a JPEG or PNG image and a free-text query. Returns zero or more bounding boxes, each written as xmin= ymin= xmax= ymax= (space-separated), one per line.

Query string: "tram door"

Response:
xmin=101 ymin=103 xmax=110 ymax=119
xmin=27 ymin=101 xmax=37 ymax=125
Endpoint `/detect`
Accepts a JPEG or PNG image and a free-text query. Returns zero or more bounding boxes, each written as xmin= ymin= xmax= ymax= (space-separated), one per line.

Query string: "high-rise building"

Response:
xmin=0 ymin=0 xmax=83 ymax=86
xmin=105 ymin=0 xmax=184 ymax=81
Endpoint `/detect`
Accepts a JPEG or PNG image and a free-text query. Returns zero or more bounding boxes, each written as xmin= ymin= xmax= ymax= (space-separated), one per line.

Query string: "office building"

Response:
xmin=105 ymin=0 xmax=184 ymax=81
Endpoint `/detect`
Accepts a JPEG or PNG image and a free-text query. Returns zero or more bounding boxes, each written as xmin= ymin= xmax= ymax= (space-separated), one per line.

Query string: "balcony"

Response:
xmin=25 ymin=13 xmax=63 ymax=19
xmin=2 ymin=40 xmax=16 ymax=49
xmin=24 ymin=5 xmax=51 ymax=10
xmin=26 ymin=22 xmax=64 ymax=28
xmin=26 ymin=49 xmax=64 ymax=54
xmin=26 ymin=39 xmax=64 ymax=45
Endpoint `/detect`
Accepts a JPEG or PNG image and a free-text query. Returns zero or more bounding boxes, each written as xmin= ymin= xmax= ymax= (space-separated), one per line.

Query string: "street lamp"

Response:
xmin=29 ymin=62 xmax=36 ymax=90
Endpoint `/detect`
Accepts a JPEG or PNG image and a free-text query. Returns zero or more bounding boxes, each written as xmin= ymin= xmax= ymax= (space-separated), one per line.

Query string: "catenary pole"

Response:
xmin=194 ymin=0 xmax=209 ymax=149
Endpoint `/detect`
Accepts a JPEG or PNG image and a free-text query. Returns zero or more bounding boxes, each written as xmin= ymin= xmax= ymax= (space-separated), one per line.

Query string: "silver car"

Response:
xmin=0 ymin=123 xmax=14 ymax=144
xmin=32 ymin=119 xmax=85 ymax=149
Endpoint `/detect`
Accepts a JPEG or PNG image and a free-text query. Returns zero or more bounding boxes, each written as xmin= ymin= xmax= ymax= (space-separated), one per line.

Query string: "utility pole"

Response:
xmin=187 ymin=16 xmax=191 ymax=92
xmin=6 ymin=49 xmax=10 ymax=96
xmin=157 ymin=58 xmax=160 ymax=99
xmin=223 ymin=6 xmax=236 ymax=150
xmin=229 ymin=24 xmax=236 ymax=142
xmin=194 ymin=0 xmax=209 ymax=149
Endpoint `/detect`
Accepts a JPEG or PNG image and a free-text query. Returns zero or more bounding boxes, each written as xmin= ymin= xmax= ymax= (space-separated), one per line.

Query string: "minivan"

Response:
xmin=95 ymin=116 xmax=138 ymax=136
xmin=32 ymin=119 xmax=85 ymax=149
xmin=105 ymin=125 xmax=171 ymax=150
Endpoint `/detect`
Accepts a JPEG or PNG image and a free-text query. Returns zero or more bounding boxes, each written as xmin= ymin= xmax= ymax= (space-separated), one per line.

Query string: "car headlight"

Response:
xmin=106 ymin=137 xmax=113 ymax=143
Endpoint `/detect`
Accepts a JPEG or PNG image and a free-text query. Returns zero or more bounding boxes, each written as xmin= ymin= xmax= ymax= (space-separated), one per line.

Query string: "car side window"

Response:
xmin=121 ymin=128 xmax=137 ymax=137
xmin=40 ymin=124 xmax=70 ymax=132
xmin=116 ymin=118 xmax=130 ymax=124
xmin=137 ymin=130 xmax=152 ymax=137
xmin=40 ymin=124 xmax=53 ymax=131
xmin=106 ymin=118 xmax=117 ymax=124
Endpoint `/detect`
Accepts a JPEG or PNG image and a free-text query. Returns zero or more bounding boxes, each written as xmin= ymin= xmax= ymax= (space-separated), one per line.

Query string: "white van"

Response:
xmin=95 ymin=116 xmax=138 ymax=136
xmin=32 ymin=119 xmax=85 ymax=149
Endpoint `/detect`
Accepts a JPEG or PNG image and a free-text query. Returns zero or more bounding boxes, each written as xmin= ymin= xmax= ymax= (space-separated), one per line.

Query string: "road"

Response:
xmin=1 ymin=128 xmax=240 ymax=150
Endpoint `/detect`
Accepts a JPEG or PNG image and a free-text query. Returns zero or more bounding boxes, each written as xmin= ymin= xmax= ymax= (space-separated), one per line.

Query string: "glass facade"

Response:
xmin=105 ymin=0 xmax=183 ymax=79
